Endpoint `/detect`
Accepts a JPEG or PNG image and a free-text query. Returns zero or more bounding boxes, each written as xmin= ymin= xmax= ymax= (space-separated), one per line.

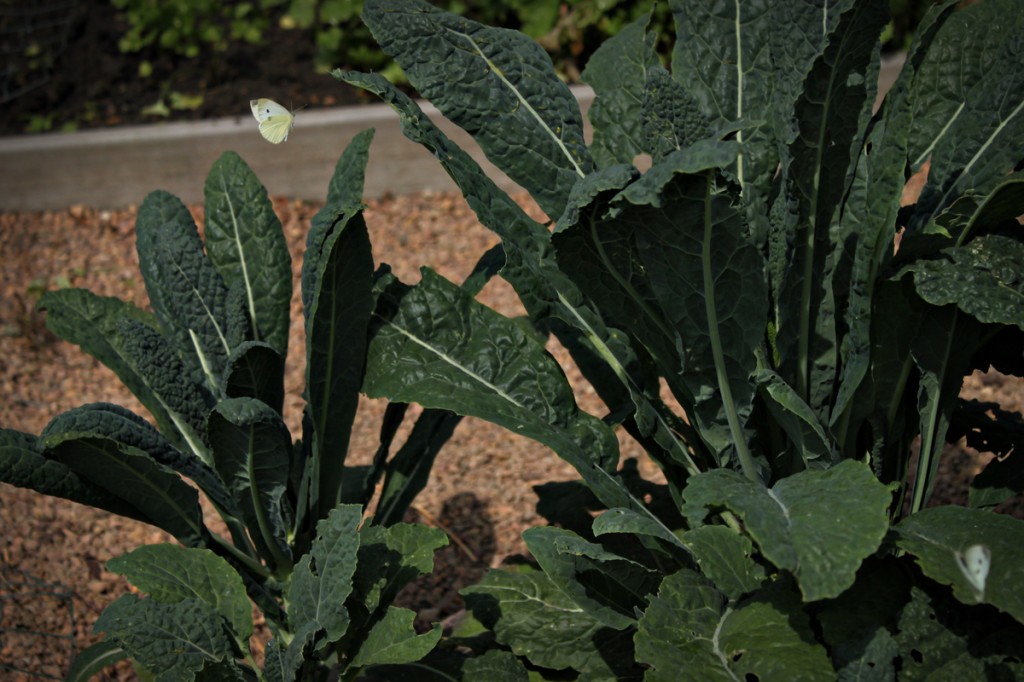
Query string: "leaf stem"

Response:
xmin=210 ymin=533 xmax=271 ymax=579
xmin=908 ymin=310 xmax=958 ymax=515
xmin=700 ymin=173 xmax=758 ymax=482
xmin=554 ymin=290 xmax=700 ymax=477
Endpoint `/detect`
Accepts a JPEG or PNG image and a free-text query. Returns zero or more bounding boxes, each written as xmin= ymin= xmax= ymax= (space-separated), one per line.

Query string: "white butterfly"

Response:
xmin=954 ymin=544 xmax=991 ymax=602
xmin=250 ymin=98 xmax=296 ymax=144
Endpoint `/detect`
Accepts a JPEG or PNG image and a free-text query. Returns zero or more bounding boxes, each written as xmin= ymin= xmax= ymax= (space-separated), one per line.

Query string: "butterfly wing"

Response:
xmin=250 ymin=98 xmax=295 ymax=144
xmin=258 ymin=115 xmax=294 ymax=144
xmin=954 ymin=544 xmax=991 ymax=600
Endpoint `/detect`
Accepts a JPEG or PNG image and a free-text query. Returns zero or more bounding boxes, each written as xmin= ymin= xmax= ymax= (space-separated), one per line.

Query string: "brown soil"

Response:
xmin=3 ymin=5 xmax=1017 ymax=681
xmin=0 ymin=190 xmax=652 ymax=679
xmin=2 ymin=188 xmax=1022 ymax=679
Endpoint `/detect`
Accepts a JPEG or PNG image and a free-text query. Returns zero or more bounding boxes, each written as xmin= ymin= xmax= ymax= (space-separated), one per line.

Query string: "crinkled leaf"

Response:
xmin=917 ymin=178 xmax=1024 ymax=246
xmin=681 ymin=525 xmax=767 ymax=600
xmin=766 ymin=0 xmax=861 ymax=143
xmin=756 ymin=369 xmax=836 ymax=469
xmin=107 ymin=544 xmax=252 ymax=643
xmin=42 ymin=402 xmax=232 ymax=517
xmin=301 ymin=129 xmax=374 ymax=320
xmin=348 ymin=606 xmax=441 ymax=667
xmin=906 ymin=0 xmax=1024 ymax=228
xmin=894 ymin=506 xmax=1024 ymax=621
xmin=834 ymin=628 xmax=899 ymax=682
xmin=0 ymin=427 xmax=145 ymax=522
xmin=592 ymin=507 xmax=687 ymax=552
xmin=358 ymin=648 xmax=529 ymax=682
xmin=553 ymin=165 xmax=707 ymax=477
xmin=613 ymin=144 xmax=766 ymax=468
xmin=304 ymin=208 xmax=374 ymax=519
xmin=894 ymin=586 xmax=1024 ymax=680
xmin=262 ymin=639 xmax=286 ymax=682
xmin=640 ymin=66 xmax=710 ymax=163
xmin=461 ymin=650 xmax=529 ymax=682
xmin=362 ymin=0 xmax=591 ymax=218
xmin=551 ymin=162 xmax=676 ymax=383
xmin=281 ymin=626 xmax=317 ymax=682
xmin=335 ymin=70 xmax=657 ymax=508
xmin=135 ymin=190 xmax=237 ymax=393
xmin=94 ymin=595 xmax=234 ymax=681
xmin=635 ymin=570 xmax=832 ymax=681
xmin=364 ymin=268 xmax=623 ymax=503
xmin=37 ymin=289 xmax=174 ymax=436
xmin=771 ymin=0 xmax=888 ymax=420
xmin=581 ymin=10 xmax=660 ymax=168
xmin=816 ymin=558 xmax=910 ymax=680
xmin=669 ymin=0 xmax=776 ymax=188
xmin=905 ymin=235 xmax=1024 ymax=329
xmin=829 ymin=2 xmax=959 ymax=434
xmin=349 ymin=522 xmax=448 ymax=620
xmin=288 ymin=504 xmax=362 ymax=649
xmin=41 ymin=431 xmax=206 ymax=547
xmin=208 ymin=397 xmax=293 ymax=570
xmin=522 ymin=526 xmax=658 ymax=630
xmin=326 ymin=128 xmax=374 ymax=211
xmin=203 ymin=151 xmax=292 ymax=356
xmin=223 ymin=340 xmax=285 ymax=415
xmin=116 ymin=318 xmax=213 ymax=462
xmin=462 ymin=568 xmax=638 ymax=678
xmin=682 ymin=460 xmax=892 ymax=601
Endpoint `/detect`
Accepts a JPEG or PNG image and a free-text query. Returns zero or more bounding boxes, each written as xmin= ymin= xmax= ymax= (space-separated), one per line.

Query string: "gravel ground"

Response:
xmin=1 ymin=190 xmax=1020 ymax=679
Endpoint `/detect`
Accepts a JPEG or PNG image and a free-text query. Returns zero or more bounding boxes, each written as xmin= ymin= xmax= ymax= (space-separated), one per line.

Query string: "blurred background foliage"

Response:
xmin=107 ymin=0 xmax=932 ymax=79
xmin=2 ymin=0 xmax=939 ymax=134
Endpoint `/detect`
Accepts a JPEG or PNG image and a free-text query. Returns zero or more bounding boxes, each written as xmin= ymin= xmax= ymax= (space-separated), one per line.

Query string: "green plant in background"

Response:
xmin=439 ymin=1 xmax=676 ymax=81
xmin=0 ymin=131 xmax=498 ymax=680
xmin=883 ymin=0 xmax=942 ymax=51
xmin=322 ymin=0 xmax=1024 ymax=678
xmin=140 ymin=90 xmax=205 ymax=118
xmin=111 ymin=0 xmax=280 ymax=56
xmin=107 ymin=0 xmax=937 ymax=91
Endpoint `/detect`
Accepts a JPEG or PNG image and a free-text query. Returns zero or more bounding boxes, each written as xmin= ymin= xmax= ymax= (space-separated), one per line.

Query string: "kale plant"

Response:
xmin=2 ymin=133 xmax=483 ymax=681
xmin=328 ymin=0 xmax=1024 ymax=678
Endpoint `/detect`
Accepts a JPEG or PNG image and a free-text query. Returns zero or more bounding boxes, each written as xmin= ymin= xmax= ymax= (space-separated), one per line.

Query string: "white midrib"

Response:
xmin=713 ymin=606 xmax=743 ymax=682
xmin=913 ymin=101 xmax=965 ymax=168
xmin=171 ymin=260 xmax=231 ymax=355
xmin=126 ymin=340 xmax=211 ymax=466
xmin=931 ymin=96 xmax=1024 ymax=230
xmin=734 ymin=0 xmax=745 ymax=188
xmin=766 ymin=488 xmax=792 ymax=526
xmin=449 ymin=29 xmax=586 ymax=179
xmin=383 ymin=317 xmax=527 ymax=409
xmin=88 ymin=439 xmax=204 ymax=537
xmin=555 ymin=290 xmax=699 ymax=478
xmin=220 ymin=177 xmax=260 ymax=341
xmin=490 ymin=588 xmax=584 ymax=612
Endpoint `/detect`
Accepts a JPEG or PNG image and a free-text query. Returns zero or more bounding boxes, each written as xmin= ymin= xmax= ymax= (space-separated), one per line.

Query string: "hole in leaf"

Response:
xmin=911 ymin=649 xmax=923 ymax=664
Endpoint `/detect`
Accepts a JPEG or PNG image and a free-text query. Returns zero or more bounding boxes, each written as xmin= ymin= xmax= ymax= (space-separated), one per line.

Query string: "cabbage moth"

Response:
xmin=250 ymin=98 xmax=296 ymax=144
xmin=954 ymin=544 xmax=991 ymax=601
